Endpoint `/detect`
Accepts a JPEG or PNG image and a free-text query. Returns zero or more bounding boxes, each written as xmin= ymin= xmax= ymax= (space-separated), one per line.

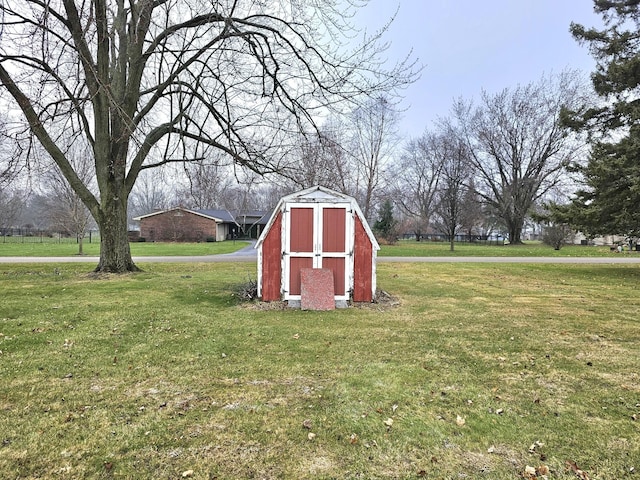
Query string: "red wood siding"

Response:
xmin=321 ymin=257 xmax=346 ymax=296
xmin=289 ymin=257 xmax=313 ymax=296
xmin=353 ymin=215 xmax=373 ymax=302
xmin=322 ymin=208 xmax=346 ymax=252
xmin=261 ymin=212 xmax=282 ymax=301
xmin=290 ymin=208 xmax=314 ymax=252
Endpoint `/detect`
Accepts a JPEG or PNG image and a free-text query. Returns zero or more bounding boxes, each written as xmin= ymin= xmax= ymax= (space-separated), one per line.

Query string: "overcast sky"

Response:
xmin=354 ymin=0 xmax=604 ymax=137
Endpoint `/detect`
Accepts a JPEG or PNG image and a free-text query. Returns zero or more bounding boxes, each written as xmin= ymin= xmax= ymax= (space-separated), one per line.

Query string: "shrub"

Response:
xmin=542 ymin=224 xmax=573 ymax=250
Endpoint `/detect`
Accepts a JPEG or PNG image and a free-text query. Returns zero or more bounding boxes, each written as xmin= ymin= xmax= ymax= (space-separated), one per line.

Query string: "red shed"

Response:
xmin=256 ymin=185 xmax=379 ymax=305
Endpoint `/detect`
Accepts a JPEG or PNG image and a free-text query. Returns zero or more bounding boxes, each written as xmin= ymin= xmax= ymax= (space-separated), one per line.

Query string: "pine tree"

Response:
xmin=373 ymin=199 xmax=397 ymax=242
xmin=556 ymin=1 xmax=640 ymax=237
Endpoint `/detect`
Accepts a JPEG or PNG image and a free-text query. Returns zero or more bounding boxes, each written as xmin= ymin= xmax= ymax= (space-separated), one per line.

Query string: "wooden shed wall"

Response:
xmin=353 ymin=215 xmax=373 ymax=302
xmin=261 ymin=211 xmax=282 ymax=301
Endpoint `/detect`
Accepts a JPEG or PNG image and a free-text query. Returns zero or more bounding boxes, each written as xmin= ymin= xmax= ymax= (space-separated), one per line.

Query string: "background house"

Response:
xmin=134 ymin=208 xmax=269 ymax=242
xmin=233 ymin=210 xmax=271 ymax=239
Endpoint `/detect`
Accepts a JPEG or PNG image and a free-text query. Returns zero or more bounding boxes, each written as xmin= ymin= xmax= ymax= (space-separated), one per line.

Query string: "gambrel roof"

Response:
xmin=255 ymin=185 xmax=379 ymax=251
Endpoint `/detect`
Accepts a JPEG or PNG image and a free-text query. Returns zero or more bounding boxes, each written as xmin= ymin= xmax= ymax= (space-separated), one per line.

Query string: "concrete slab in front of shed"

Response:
xmin=300 ymin=268 xmax=335 ymax=310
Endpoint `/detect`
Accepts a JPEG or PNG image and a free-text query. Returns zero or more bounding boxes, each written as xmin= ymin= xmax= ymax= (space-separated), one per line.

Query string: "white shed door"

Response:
xmin=283 ymin=203 xmax=352 ymax=300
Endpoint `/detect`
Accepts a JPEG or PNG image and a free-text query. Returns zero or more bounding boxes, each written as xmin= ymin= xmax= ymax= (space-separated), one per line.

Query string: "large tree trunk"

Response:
xmin=95 ymin=197 xmax=139 ymax=273
xmin=507 ymin=219 xmax=525 ymax=245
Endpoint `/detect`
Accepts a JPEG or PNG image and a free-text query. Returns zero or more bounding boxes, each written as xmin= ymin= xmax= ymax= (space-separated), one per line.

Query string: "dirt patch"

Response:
xmin=238 ymin=300 xmax=290 ymax=310
xmin=238 ymin=289 xmax=400 ymax=310
xmin=353 ymin=289 xmax=401 ymax=309
xmin=82 ymin=272 xmax=138 ymax=281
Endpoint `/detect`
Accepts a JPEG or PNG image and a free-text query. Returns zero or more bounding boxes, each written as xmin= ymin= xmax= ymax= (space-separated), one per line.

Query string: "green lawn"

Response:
xmin=0 ymin=240 xmax=250 ymax=257
xmin=1 ymin=238 xmax=630 ymax=258
xmin=378 ymin=239 xmax=625 ymax=257
xmin=1 ymin=261 xmax=638 ymax=479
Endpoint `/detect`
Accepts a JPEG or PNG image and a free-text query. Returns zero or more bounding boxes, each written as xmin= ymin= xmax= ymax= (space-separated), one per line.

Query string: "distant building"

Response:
xmin=572 ymin=232 xmax=627 ymax=246
xmin=233 ymin=211 xmax=272 ymax=239
xmin=133 ymin=207 xmax=269 ymax=242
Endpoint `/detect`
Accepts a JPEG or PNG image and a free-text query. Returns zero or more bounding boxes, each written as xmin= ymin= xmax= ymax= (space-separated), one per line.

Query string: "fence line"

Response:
xmin=0 ymin=229 xmax=98 ymax=244
xmin=401 ymin=233 xmax=505 ymax=246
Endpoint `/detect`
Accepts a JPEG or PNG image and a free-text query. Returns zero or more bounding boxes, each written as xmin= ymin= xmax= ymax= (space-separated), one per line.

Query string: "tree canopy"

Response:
xmin=0 ymin=0 xmax=417 ymax=272
xmin=453 ymin=72 xmax=585 ymax=244
xmin=554 ymin=0 xmax=640 ymax=237
xmin=551 ymin=129 xmax=640 ymax=237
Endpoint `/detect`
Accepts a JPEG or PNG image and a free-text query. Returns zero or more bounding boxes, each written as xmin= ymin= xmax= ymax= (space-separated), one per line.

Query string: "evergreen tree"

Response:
xmin=555 ymin=1 xmax=640 ymax=236
xmin=374 ymin=199 xmax=397 ymax=242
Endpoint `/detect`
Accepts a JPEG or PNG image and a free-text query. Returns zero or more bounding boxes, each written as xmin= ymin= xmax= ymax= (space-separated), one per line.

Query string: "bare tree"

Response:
xmin=433 ymin=132 xmax=472 ymax=251
xmin=453 ymin=72 xmax=586 ymax=244
xmin=175 ymin=157 xmax=234 ymax=210
xmin=458 ymin=178 xmax=485 ymax=240
xmin=40 ymin=155 xmax=96 ymax=255
xmin=289 ymin=120 xmax=353 ymax=193
xmin=0 ymin=1 xmax=417 ymax=272
xmin=253 ymin=181 xmax=292 ymax=213
xmin=349 ymin=96 xmax=401 ymax=220
xmin=0 ymin=187 xmax=25 ymax=232
xmin=393 ymin=131 xmax=446 ymax=240
xmin=128 ymin=169 xmax=173 ymax=219
xmin=0 ymin=112 xmax=19 ymax=184
xmin=224 ymin=172 xmax=263 ymax=210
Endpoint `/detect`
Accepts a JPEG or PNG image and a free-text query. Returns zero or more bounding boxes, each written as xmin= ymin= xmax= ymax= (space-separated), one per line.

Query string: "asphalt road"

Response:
xmin=3 ymin=239 xmax=640 ymax=264
xmin=2 ymin=252 xmax=640 ymax=264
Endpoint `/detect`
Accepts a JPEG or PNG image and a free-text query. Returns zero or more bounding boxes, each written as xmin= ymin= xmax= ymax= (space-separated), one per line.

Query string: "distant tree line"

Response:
xmin=0 ymin=70 xmax=589 ymax=254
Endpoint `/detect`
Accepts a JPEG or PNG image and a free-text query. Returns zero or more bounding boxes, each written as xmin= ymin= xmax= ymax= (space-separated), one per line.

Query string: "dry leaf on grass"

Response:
xmin=528 ymin=440 xmax=544 ymax=453
xmin=538 ymin=465 xmax=550 ymax=475
xmin=566 ymin=460 xmax=590 ymax=480
xmin=523 ymin=464 xmax=550 ymax=479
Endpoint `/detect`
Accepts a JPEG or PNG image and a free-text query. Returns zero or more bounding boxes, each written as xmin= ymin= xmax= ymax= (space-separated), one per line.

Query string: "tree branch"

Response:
xmin=0 ymin=63 xmax=100 ymax=216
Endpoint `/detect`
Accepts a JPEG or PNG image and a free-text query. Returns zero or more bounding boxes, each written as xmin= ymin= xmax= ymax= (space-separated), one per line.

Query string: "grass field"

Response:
xmin=1 ymin=238 xmax=634 ymax=258
xmin=1 ymin=261 xmax=638 ymax=479
xmin=379 ymin=240 xmax=629 ymax=257
xmin=0 ymin=240 xmax=250 ymax=257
